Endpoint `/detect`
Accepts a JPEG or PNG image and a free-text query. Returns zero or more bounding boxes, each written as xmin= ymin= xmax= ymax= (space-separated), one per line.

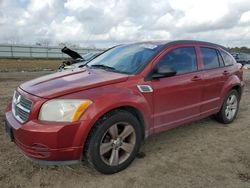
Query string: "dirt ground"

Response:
xmin=0 ymin=61 xmax=250 ymax=188
xmin=0 ymin=59 xmax=62 ymax=72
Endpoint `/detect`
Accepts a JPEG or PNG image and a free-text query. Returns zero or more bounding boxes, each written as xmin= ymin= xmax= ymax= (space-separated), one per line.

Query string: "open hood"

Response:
xmin=61 ymin=46 xmax=83 ymax=60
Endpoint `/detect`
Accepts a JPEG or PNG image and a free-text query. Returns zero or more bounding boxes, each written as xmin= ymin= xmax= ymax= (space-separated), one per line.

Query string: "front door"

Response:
xmin=152 ymin=46 xmax=203 ymax=133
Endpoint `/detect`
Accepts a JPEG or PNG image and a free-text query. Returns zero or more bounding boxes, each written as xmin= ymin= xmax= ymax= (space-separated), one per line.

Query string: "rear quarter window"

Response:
xmin=220 ymin=50 xmax=235 ymax=66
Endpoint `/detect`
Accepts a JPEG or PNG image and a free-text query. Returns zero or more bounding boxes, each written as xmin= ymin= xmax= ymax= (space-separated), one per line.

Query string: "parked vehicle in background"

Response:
xmin=58 ymin=46 xmax=101 ymax=71
xmin=59 ymin=52 xmax=100 ymax=71
xmin=232 ymin=52 xmax=250 ymax=65
xmin=5 ymin=40 xmax=244 ymax=174
xmin=243 ymin=64 xmax=250 ymax=69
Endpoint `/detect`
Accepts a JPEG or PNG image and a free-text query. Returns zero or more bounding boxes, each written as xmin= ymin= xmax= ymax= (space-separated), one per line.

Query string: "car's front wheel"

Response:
xmin=85 ymin=110 xmax=142 ymax=174
xmin=215 ymin=89 xmax=239 ymax=124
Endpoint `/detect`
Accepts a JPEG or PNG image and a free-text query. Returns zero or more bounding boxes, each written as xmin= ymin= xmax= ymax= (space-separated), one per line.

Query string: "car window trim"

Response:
xmin=216 ymin=49 xmax=225 ymax=67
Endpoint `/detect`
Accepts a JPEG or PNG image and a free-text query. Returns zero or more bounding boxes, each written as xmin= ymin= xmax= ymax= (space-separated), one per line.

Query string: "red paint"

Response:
xmin=5 ymin=41 xmax=244 ymax=163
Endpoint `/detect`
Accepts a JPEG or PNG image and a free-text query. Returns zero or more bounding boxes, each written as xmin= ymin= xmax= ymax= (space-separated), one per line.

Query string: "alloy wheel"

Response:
xmin=225 ymin=94 xmax=238 ymax=120
xmin=99 ymin=122 xmax=136 ymax=166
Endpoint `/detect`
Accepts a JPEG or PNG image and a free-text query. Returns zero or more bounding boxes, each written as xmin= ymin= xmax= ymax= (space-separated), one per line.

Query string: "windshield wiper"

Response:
xmin=90 ymin=64 xmax=116 ymax=71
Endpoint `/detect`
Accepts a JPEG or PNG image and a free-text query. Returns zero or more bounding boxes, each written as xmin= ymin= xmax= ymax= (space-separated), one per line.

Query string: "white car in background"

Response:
xmin=58 ymin=46 xmax=102 ymax=71
xmin=59 ymin=52 xmax=100 ymax=71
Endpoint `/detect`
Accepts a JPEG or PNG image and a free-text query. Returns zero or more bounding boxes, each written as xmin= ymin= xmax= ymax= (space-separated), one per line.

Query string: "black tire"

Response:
xmin=215 ymin=89 xmax=239 ymax=124
xmin=85 ymin=110 xmax=142 ymax=174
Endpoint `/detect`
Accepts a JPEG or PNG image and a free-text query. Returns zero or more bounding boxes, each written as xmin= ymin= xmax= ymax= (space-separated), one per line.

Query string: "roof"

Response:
xmin=128 ymin=40 xmax=228 ymax=52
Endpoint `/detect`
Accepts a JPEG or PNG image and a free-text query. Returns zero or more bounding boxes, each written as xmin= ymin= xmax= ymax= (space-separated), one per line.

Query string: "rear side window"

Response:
xmin=157 ymin=47 xmax=197 ymax=75
xmin=200 ymin=47 xmax=220 ymax=69
xmin=220 ymin=50 xmax=235 ymax=66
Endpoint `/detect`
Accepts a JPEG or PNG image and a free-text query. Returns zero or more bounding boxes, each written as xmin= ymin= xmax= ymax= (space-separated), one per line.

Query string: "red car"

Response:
xmin=5 ymin=40 xmax=244 ymax=174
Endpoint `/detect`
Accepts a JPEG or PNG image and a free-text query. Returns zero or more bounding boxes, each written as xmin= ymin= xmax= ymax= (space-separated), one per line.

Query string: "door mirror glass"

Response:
xmin=152 ymin=65 xmax=176 ymax=79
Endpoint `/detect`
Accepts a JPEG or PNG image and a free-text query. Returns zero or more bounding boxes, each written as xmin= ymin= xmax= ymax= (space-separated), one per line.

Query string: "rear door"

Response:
xmin=152 ymin=45 xmax=204 ymax=133
xmin=198 ymin=46 xmax=230 ymax=116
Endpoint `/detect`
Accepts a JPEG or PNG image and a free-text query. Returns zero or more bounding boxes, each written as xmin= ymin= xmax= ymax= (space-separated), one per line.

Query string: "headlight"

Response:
xmin=39 ymin=99 xmax=92 ymax=122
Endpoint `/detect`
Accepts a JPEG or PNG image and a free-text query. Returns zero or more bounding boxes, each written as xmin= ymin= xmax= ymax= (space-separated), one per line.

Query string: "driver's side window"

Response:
xmin=157 ymin=47 xmax=198 ymax=75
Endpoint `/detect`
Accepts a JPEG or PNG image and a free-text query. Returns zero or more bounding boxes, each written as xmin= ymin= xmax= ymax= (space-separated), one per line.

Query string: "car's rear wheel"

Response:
xmin=215 ymin=89 xmax=239 ymax=124
xmin=85 ymin=110 xmax=142 ymax=174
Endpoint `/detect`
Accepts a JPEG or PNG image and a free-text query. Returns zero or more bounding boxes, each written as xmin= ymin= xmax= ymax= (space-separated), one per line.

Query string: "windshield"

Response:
xmin=82 ymin=52 xmax=97 ymax=61
xmin=87 ymin=43 xmax=163 ymax=74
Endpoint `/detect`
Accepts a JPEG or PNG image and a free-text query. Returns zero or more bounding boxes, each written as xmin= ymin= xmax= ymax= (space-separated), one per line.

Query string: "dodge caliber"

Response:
xmin=5 ymin=40 xmax=244 ymax=174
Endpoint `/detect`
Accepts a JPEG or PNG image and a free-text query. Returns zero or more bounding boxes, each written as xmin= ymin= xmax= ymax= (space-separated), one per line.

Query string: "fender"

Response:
xmin=61 ymin=83 xmax=153 ymax=148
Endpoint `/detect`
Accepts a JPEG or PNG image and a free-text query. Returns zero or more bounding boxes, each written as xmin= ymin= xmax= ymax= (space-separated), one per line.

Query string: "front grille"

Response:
xmin=12 ymin=91 xmax=32 ymax=123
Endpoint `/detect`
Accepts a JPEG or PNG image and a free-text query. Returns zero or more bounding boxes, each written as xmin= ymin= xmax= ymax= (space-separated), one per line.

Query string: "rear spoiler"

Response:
xmin=61 ymin=46 xmax=83 ymax=60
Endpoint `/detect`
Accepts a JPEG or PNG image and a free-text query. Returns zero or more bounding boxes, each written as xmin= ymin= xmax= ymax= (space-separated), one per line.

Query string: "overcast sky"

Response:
xmin=0 ymin=0 xmax=250 ymax=47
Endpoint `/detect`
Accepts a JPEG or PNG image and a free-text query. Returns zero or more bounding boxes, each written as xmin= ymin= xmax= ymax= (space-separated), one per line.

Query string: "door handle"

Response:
xmin=191 ymin=76 xmax=202 ymax=81
xmin=223 ymin=71 xmax=229 ymax=76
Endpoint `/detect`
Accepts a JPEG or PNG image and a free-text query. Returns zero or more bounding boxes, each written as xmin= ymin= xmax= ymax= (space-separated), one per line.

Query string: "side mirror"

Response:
xmin=152 ymin=65 xmax=176 ymax=79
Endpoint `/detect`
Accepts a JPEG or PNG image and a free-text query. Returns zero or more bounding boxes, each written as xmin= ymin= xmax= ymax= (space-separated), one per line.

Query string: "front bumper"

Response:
xmin=5 ymin=109 xmax=85 ymax=163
